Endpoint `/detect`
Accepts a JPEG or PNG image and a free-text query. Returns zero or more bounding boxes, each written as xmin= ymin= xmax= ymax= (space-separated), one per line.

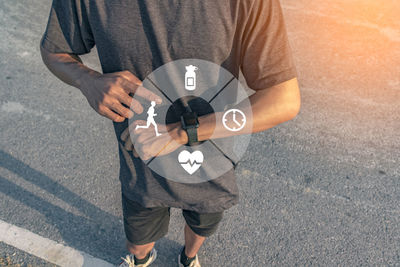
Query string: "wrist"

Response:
xmin=78 ymin=69 xmax=101 ymax=97
xmin=167 ymin=123 xmax=189 ymax=145
xmin=176 ymin=126 xmax=189 ymax=145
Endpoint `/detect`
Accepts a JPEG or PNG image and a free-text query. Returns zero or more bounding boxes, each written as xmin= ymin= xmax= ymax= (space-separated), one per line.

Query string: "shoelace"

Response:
xmin=121 ymin=255 xmax=135 ymax=267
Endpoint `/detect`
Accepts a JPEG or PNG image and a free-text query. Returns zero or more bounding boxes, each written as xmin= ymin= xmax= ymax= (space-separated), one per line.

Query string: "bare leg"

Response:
xmin=184 ymin=224 xmax=206 ymax=258
xmin=126 ymin=240 xmax=155 ymax=259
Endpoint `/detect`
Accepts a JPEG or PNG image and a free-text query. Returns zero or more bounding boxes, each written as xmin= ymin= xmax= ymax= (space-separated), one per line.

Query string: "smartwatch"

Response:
xmin=180 ymin=112 xmax=199 ymax=145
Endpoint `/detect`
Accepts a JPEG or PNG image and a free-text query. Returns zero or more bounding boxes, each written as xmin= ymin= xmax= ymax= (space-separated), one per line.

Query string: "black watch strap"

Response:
xmin=186 ymin=127 xmax=198 ymax=145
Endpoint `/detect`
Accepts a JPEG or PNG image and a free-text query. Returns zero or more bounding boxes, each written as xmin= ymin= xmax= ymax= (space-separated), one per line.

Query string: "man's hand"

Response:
xmin=81 ymin=71 xmax=162 ymax=122
xmin=120 ymin=121 xmax=188 ymax=160
xmin=39 ymin=48 xmax=163 ymax=123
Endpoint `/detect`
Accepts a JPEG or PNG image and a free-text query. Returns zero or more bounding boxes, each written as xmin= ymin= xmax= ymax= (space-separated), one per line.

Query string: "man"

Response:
xmin=40 ymin=0 xmax=300 ymax=266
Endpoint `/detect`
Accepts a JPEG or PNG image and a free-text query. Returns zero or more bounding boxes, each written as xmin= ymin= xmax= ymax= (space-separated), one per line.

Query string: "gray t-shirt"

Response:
xmin=41 ymin=0 xmax=297 ymax=212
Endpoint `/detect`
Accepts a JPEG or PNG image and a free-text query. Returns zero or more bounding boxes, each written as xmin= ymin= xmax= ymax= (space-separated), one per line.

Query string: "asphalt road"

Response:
xmin=1 ymin=0 xmax=399 ymax=266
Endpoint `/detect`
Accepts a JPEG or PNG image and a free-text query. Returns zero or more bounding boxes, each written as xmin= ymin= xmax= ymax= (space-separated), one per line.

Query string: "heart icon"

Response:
xmin=178 ymin=150 xmax=204 ymax=175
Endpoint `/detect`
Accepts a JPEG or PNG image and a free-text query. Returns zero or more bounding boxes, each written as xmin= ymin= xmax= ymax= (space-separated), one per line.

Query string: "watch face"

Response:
xmin=182 ymin=112 xmax=199 ymax=128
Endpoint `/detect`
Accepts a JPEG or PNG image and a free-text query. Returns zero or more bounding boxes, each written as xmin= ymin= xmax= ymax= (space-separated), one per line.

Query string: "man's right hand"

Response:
xmin=39 ymin=48 xmax=162 ymax=122
xmin=80 ymin=70 xmax=162 ymax=122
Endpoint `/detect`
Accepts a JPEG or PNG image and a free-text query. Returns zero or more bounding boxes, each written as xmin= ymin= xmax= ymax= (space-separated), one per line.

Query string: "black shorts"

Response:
xmin=122 ymin=193 xmax=224 ymax=245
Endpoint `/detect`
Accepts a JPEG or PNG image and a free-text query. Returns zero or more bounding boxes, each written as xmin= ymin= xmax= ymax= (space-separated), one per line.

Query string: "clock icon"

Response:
xmin=222 ymin=109 xmax=246 ymax=132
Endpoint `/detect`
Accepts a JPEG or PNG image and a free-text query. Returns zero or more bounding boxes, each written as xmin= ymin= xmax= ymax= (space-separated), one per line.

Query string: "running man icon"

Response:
xmin=135 ymin=101 xmax=162 ymax=136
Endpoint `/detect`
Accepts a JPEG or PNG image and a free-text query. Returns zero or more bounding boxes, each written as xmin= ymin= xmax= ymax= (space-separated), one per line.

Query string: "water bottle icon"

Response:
xmin=185 ymin=65 xmax=198 ymax=91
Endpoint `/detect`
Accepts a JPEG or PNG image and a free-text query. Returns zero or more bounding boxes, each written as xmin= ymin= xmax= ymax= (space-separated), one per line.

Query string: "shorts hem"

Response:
xmin=121 ymin=190 xmax=239 ymax=213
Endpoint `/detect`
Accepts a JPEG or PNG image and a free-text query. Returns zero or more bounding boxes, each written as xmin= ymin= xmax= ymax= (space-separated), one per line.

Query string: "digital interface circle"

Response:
xmin=129 ymin=59 xmax=253 ymax=183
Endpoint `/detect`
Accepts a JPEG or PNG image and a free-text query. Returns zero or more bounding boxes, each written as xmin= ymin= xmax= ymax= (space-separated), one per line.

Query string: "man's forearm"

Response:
xmin=178 ymin=78 xmax=301 ymax=143
xmin=40 ymin=45 xmax=99 ymax=96
xmin=40 ymin=46 xmax=163 ymax=122
xmin=246 ymin=77 xmax=301 ymax=132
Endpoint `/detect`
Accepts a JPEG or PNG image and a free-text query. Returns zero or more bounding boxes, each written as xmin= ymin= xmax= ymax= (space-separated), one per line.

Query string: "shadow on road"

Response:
xmin=0 ymin=150 xmax=180 ymax=266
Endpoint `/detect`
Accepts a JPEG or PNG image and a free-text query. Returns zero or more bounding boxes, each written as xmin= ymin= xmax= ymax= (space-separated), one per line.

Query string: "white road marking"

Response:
xmin=17 ymin=51 xmax=31 ymax=57
xmin=1 ymin=101 xmax=25 ymax=114
xmin=1 ymin=101 xmax=51 ymax=120
xmin=0 ymin=219 xmax=114 ymax=267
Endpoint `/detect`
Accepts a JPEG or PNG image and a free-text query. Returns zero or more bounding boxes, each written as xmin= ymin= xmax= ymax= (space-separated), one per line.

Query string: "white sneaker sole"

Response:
xmin=178 ymin=253 xmax=201 ymax=267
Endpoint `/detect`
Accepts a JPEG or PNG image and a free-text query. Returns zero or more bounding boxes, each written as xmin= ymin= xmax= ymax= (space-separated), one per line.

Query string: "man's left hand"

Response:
xmin=121 ymin=121 xmax=188 ymax=160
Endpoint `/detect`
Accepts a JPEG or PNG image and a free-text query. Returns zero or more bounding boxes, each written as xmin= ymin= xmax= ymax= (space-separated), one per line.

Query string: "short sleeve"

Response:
xmin=41 ymin=0 xmax=95 ymax=55
xmin=240 ymin=0 xmax=297 ymax=90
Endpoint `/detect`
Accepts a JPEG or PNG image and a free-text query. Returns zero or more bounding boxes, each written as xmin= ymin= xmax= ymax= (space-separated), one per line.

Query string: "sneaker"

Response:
xmin=178 ymin=250 xmax=201 ymax=267
xmin=118 ymin=248 xmax=157 ymax=267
